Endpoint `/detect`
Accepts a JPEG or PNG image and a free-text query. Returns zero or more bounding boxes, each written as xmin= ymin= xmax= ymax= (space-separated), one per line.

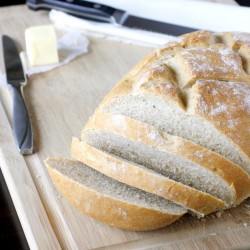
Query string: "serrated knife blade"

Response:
xmin=27 ymin=0 xmax=197 ymax=36
xmin=2 ymin=35 xmax=33 ymax=155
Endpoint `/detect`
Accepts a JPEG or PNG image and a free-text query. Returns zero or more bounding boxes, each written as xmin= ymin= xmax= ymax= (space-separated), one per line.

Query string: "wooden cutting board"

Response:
xmin=0 ymin=4 xmax=250 ymax=250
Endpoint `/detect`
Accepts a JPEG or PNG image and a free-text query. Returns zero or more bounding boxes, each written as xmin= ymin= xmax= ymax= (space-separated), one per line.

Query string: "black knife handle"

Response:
xmin=26 ymin=0 xmax=126 ymax=23
xmin=12 ymin=85 xmax=33 ymax=155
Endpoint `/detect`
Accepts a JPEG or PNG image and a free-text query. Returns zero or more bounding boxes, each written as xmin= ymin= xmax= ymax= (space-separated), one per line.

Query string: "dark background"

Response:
xmin=1 ymin=0 xmax=26 ymax=6
xmin=235 ymin=0 xmax=250 ymax=6
xmin=0 ymin=170 xmax=29 ymax=249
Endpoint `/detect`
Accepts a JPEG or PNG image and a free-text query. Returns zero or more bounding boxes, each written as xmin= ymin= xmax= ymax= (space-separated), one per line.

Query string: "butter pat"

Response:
xmin=25 ymin=25 xmax=59 ymax=66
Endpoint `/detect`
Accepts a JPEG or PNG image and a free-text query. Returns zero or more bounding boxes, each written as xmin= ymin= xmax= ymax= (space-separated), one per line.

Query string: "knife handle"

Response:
xmin=12 ymin=85 xmax=33 ymax=155
xmin=27 ymin=0 xmax=126 ymax=23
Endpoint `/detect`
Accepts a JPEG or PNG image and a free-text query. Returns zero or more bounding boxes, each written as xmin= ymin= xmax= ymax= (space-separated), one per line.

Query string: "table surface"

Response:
xmin=1 ymin=1 xmax=250 ymax=250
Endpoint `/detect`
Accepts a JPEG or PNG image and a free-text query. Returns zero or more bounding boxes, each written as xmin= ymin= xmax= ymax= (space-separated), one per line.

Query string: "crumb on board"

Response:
xmin=215 ymin=211 xmax=223 ymax=218
xmin=209 ymin=233 xmax=217 ymax=236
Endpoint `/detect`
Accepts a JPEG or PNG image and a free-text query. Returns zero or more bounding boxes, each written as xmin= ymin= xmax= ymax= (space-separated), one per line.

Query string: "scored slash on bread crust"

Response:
xmin=45 ymin=158 xmax=186 ymax=231
xmin=71 ymin=137 xmax=226 ymax=217
xmin=82 ymin=112 xmax=250 ymax=206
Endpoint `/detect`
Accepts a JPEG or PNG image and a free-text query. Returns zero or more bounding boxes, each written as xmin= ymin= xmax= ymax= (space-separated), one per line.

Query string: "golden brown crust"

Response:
xmin=84 ymin=112 xmax=250 ymax=205
xmin=133 ymin=62 xmax=185 ymax=109
xmin=180 ymin=30 xmax=215 ymax=48
xmin=238 ymin=44 xmax=250 ymax=74
xmin=218 ymin=32 xmax=250 ymax=51
xmin=167 ymin=44 xmax=249 ymax=88
xmin=71 ymin=137 xmax=226 ymax=216
xmin=191 ymin=80 xmax=250 ymax=171
xmin=46 ymin=159 xmax=183 ymax=231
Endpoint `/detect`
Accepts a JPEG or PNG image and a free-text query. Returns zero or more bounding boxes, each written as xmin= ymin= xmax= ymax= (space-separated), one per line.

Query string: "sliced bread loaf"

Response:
xmin=71 ymin=138 xmax=225 ymax=217
xmin=45 ymin=157 xmax=186 ymax=231
xmin=82 ymin=112 xmax=250 ymax=207
xmin=96 ymin=31 xmax=250 ymax=176
xmin=46 ymin=30 xmax=250 ymax=231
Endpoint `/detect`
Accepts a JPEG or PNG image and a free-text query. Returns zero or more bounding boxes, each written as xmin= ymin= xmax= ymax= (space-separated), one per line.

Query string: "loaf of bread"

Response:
xmin=46 ymin=30 xmax=250 ymax=231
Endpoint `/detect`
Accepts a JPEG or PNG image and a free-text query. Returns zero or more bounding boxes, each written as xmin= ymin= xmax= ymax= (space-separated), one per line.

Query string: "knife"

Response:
xmin=2 ymin=35 xmax=33 ymax=155
xmin=26 ymin=0 xmax=197 ymax=36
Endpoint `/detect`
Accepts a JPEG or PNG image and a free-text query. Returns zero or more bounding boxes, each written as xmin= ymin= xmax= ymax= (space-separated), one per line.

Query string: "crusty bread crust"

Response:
xmin=45 ymin=158 xmax=184 ymax=231
xmin=191 ymin=80 xmax=250 ymax=170
xmin=71 ymin=137 xmax=226 ymax=216
xmin=83 ymin=112 xmax=250 ymax=205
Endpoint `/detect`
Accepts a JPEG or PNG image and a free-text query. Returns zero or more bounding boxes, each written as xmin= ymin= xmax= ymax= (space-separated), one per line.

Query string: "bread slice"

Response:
xmin=45 ymin=157 xmax=186 ymax=231
xmin=71 ymin=138 xmax=226 ymax=217
xmin=82 ymin=112 xmax=250 ymax=207
xmin=100 ymin=88 xmax=250 ymax=176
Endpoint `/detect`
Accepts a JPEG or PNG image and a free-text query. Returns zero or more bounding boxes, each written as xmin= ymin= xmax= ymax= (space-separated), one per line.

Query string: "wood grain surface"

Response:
xmin=0 ymin=4 xmax=250 ymax=250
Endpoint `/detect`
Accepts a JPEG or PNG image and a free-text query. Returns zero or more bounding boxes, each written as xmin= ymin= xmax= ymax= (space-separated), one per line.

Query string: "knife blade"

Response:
xmin=2 ymin=35 xmax=33 ymax=155
xmin=26 ymin=0 xmax=197 ymax=36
